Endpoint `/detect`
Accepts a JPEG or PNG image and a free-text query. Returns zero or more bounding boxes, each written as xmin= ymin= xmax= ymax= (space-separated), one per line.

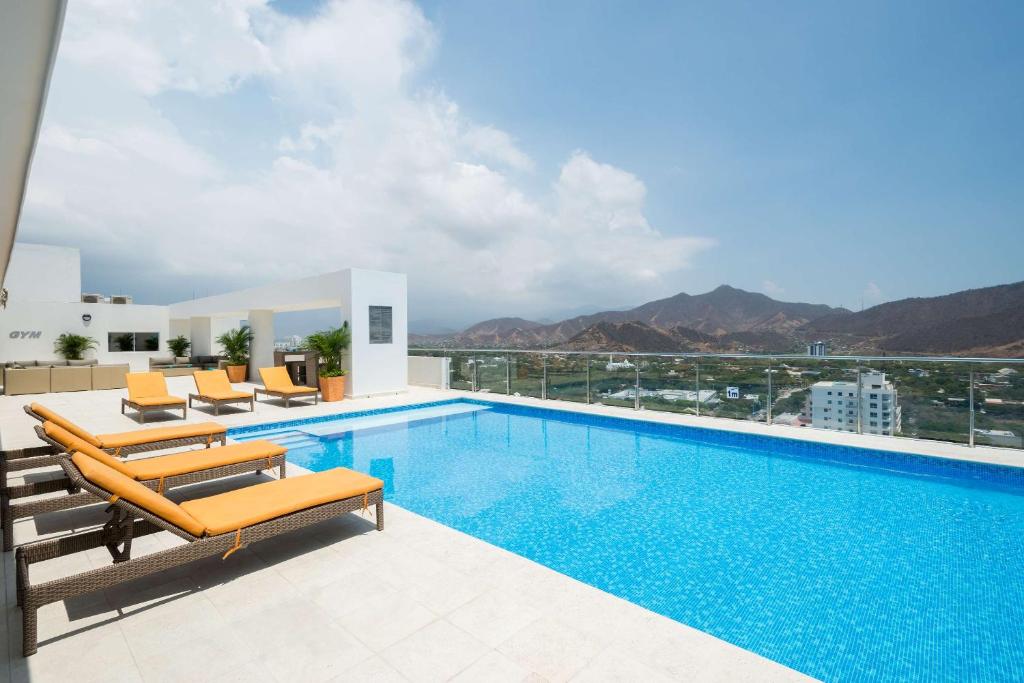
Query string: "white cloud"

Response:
xmin=762 ymin=279 xmax=784 ymax=297
xmin=864 ymin=281 xmax=883 ymax=302
xmin=21 ymin=0 xmax=713 ymax=321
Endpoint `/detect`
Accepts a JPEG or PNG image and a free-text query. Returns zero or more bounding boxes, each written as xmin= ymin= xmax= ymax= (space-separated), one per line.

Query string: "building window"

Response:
xmin=108 ymin=332 xmax=159 ymax=352
xmin=870 ymin=403 xmax=878 ymax=408
xmin=368 ymin=306 xmax=393 ymax=344
xmin=870 ymin=393 xmax=878 ymax=399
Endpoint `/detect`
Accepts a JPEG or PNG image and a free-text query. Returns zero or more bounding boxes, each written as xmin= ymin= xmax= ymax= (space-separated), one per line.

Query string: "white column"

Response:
xmin=247 ymin=309 xmax=274 ymax=381
xmin=189 ymin=317 xmax=213 ymax=356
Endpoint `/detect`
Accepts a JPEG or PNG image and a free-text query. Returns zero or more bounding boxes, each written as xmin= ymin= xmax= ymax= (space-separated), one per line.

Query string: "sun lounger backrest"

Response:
xmin=43 ymin=422 xmax=137 ymax=475
xmin=70 ymin=453 xmax=206 ymax=536
xmin=29 ymin=403 xmax=102 ymax=447
xmin=259 ymin=366 xmax=294 ymax=392
xmin=127 ymin=372 xmax=170 ymax=400
xmin=194 ymin=370 xmax=232 ymax=395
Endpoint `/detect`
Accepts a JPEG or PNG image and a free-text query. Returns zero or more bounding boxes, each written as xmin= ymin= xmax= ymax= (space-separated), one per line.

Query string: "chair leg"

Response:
xmin=279 ymin=460 xmax=286 ymax=479
xmin=2 ymin=494 xmax=12 ymax=552
xmin=22 ymin=603 xmax=38 ymax=656
xmin=376 ymin=501 xmax=384 ymax=531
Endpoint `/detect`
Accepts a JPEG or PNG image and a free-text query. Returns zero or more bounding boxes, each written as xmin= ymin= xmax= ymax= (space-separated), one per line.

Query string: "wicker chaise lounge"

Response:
xmin=2 ymin=422 xmax=286 ymax=551
xmin=16 ymin=453 xmax=383 ymax=656
xmin=122 ymin=372 xmax=187 ymax=422
xmin=24 ymin=403 xmax=227 ymax=456
xmin=189 ymin=369 xmax=254 ymax=415
xmin=255 ymin=366 xmax=319 ymax=408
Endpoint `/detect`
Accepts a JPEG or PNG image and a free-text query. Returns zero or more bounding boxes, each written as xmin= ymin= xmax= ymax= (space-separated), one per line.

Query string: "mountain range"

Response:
xmin=410 ymin=281 xmax=1024 ymax=357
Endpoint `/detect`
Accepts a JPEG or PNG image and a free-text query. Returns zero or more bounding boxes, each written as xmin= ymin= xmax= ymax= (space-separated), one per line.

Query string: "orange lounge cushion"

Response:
xmin=126 ymin=440 xmax=286 ymax=480
xmin=196 ymin=390 xmax=251 ymax=401
xmin=266 ymin=385 xmax=318 ymax=396
xmin=96 ymin=422 xmax=226 ymax=449
xmin=71 ymin=452 xmax=205 ymax=536
xmin=44 ymin=423 xmax=136 ymax=476
xmin=258 ymin=366 xmax=292 ymax=392
xmin=129 ymin=395 xmax=186 ymax=407
xmin=30 ymin=403 xmax=103 ymax=447
xmin=193 ymin=370 xmax=243 ymax=397
xmin=181 ymin=468 xmax=383 ymax=536
xmin=127 ymin=371 xmax=172 ymax=401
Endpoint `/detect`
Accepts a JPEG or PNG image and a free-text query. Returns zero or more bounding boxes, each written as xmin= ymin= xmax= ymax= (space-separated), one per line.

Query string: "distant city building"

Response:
xmin=973 ymin=429 xmax=1022 ymax=449
xmin=807 ymin=341 xmax=827 ymax=357
xmin=605 ymin=355 xmax=635 ymax=371
xmin=605 ymin=388 xmax=718 ymax=404
xmin=807 ymin=371 xmax=901 ymax=436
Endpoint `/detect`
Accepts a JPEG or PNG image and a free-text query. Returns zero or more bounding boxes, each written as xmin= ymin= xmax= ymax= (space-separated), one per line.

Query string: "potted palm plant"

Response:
xmin=54 ymin=333 xmax=98 ymax=360
xmin=304 ymin=323 xmax=350 ymax=402
xmin=167 ymin=335 xmax=191 ymax=362
xmin=216 ymin=327 xmax=254 ymax=382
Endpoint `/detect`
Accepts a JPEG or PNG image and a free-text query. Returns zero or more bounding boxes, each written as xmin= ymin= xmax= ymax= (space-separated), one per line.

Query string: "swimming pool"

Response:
xmin=231 ymin=399 xmax=1024 ymax=682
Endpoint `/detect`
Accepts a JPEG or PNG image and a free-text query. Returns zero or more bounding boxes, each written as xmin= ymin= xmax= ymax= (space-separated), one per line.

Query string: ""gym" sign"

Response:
xmin=8 ymin=331 xmax=42 ymax=339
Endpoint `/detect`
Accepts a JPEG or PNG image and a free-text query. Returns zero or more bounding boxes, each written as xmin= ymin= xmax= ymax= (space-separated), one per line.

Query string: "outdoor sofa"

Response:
xmin=3 ymin=360 xmax=129 ymax=395
xmin=16 ymin=452 xmax=383 ymax=656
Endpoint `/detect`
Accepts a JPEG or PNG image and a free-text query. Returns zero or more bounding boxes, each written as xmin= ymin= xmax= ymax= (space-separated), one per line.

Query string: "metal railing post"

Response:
xmin=585 ymin=355 xmax=591 ymax=404
xmin=856 ymin=367 xmax=862 ymax=434
xmin=541 ymin=355 xmax=548 ymax=400
xmin=969 ymin=370 xmax=975 ymax=447
xmin=767 ymin=357 xmax=773 ymax=425
xmin=634 ymin=357 xmax=641 ymax=410
xmin=695 ymin=361 xmax=701 ymax=417
xmin=506 ymin=352 xmax=511 ymax=395
xmin=472 ymin=357 xmax=478 ymax=392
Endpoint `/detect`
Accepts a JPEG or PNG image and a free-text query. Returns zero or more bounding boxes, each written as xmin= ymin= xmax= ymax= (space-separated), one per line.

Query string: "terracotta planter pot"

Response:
xmin=225 ymin=364 xmax=247 ymax=383
xmin=320 ymin=375 xmax=346 ymax=402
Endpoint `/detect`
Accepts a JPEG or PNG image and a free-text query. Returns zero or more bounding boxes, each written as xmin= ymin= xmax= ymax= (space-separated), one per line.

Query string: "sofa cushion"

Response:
xmin=13 ymin=361 xmax=37 ymax=367
xmin=67 ymin=358 xmax=98 ymax=366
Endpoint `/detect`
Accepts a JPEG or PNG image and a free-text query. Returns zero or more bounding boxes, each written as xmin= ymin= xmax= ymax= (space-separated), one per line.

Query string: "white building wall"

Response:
xmin=0 ymin=301 xmax=170 ymax=370
xmin=347 ymin=269 xmax=407 ymax=397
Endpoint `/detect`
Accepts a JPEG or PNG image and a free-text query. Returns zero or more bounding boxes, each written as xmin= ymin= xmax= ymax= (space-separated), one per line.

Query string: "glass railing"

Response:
xmin=409 ymin=349 xmax=1024 ymax=452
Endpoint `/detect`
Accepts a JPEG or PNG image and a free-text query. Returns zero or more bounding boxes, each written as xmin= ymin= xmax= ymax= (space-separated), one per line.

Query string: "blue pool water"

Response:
xmin=231 ymin=400 xmax=1024 ymax=682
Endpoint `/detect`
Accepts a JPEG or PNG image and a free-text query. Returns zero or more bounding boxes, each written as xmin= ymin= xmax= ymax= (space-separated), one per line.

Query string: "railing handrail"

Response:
xmin=409 ymin=348 xmax=1024 ymax=364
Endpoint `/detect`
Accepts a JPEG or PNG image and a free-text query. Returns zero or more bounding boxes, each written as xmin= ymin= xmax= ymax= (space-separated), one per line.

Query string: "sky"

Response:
xmin=17 ymin=0 xmax=1024 ymax=333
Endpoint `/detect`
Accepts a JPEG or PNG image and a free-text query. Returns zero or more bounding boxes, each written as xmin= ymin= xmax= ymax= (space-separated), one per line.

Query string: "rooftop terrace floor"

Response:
xmin=5 ymin=377 xmax=1014 ymax=681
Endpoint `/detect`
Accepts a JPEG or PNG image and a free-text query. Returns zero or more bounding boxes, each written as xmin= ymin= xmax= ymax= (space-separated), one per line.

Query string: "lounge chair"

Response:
xmin=255 ymin=366 xmax=319 ymax=408
xmin=2 ymin=421 xmax=286 ymax=551
xmin=23 ymin=403 xmax=227 ymax=456
xmin=16 ymin=452 xmax=382 ymax=656
xmin=123 ymin=371 xmax=187 ymax=422
xmin=189 ymin=369 xmax=254 ymax=415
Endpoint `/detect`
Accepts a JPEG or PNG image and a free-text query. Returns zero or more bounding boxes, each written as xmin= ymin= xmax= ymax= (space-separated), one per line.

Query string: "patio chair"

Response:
xmin=2 ymin=421 xmax=286 ymax=551
xmin=255 ymin=366 xmax=319 ymax=408
xmin=123 ymin=371 xmax=187 ymax=422
xmin=189 ymin=370 xmax=254 ymax=415
xmin=16 ymin=452 xmax=383 ymax=656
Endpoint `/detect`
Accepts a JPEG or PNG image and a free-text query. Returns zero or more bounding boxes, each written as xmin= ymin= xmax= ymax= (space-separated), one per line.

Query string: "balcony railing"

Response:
xmin=409 ymin=348 xmax=1024 ymax=452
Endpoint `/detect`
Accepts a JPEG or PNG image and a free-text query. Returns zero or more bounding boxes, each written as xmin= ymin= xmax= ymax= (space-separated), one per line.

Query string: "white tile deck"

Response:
xmin=5 ymin=375 xmax=1014 ymax=681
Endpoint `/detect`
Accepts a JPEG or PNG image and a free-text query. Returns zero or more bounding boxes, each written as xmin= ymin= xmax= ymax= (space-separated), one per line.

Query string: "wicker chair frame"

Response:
xmin=253 ymin=386 xmax=319 ymax=408
xmin=121 ymin=397 xmax=187 ymax=423
xmin=16 ymin=458 xmax=382 ymax=656
xmin=0 ymin=426 xmax=284 ymax=552
xmin=188 ymin=392 xmax=255 ymax=415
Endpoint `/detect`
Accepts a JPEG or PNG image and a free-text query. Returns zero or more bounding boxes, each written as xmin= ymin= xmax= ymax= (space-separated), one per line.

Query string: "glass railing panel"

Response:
xmin=588 ymin=354 xmax=637 ymax=408
xmin=474 ymin=354 xmax=509 ymax=394
xmin=509 ymin=353 xmax=544 ymax=399
xmin=546 ymin=354 xmax=589 ymax=403
xmin=973 ymin=363 xmax=1024 ymax=449
xmin=636 ymin=355 xmax=699 ymax=415
xmin=697 ymin=356 xmax=770 ymax=423
xmin=861 ymin=360 xmax=970 ymax=445
xmin=445 ymin=351 xmax=475 ymax=391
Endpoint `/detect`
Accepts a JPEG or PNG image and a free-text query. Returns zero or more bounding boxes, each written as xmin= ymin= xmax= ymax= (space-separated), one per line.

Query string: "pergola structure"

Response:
xmin=168 ymin=269 xmax=408 ymax=398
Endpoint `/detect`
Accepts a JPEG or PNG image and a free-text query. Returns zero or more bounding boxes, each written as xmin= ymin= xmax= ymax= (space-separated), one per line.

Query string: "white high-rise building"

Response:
xmin=806 ymin=371 xmax=901 ymax=436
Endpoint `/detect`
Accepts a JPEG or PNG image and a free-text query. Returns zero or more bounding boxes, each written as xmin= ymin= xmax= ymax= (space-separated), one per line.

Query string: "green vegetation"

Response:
xmin=216 ymin=327 xmax=254 ymax=366
xmin=167 ymin=335 xmax=191 ymax=358
xmin=304 ymin=323 xmax=351 ymax=377
xmin=54 ymin=333 xmax=98 ymax=360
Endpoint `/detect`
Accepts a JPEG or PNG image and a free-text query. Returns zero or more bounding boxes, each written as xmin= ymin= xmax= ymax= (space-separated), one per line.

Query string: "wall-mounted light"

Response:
xmin=81 ymin=313 xmax=92 ymax=325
